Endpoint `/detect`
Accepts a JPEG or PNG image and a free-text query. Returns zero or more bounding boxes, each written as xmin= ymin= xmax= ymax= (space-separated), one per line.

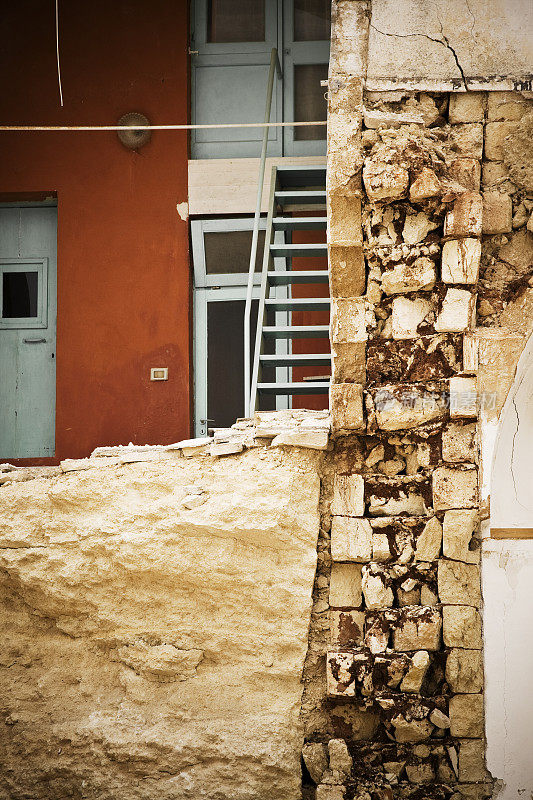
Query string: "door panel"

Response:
xmin=191 ymin=0 xmax=282 ymax=158
xmin=0 ymin=206 xmax=57 ymax=458
xmin=282 ymin=0 xmax=330 ymax=155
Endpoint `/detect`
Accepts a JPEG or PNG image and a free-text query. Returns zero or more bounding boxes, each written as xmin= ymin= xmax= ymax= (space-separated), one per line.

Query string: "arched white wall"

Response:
xmin=483 ymin=333 xmax=533 ymax=798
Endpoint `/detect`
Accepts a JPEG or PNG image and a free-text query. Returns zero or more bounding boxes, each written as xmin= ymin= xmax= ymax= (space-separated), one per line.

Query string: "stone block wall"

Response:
xmin=299 ymin=4 xmax=533 ymax=795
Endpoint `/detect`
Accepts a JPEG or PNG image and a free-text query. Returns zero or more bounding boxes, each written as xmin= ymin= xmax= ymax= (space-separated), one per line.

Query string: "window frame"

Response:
xmin=0 ymin=258 xmax=48 ymax=329
xmin=191 ymin=217 xmax=268 ymax=288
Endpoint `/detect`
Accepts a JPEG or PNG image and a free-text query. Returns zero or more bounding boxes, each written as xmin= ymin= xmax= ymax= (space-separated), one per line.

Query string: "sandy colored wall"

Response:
xmin=0 ymin=0 xmax=191 ymax=462
xmin=0 ymin=443 xmax=322 ymax=799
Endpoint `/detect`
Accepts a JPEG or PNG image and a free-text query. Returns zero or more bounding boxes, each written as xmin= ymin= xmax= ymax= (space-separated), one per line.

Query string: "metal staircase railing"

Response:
xmin=249 ymin=163 xmax=330 ymax=412
xmin=243 ymin=47 xmax=282 ymax=418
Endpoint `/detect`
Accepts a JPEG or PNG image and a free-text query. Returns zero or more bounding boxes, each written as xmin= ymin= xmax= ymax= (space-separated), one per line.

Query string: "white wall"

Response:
xmin=482 ymin=334 xmax=533 ymax=797
xmin=483 ymin=539 xmax=533 ymax=798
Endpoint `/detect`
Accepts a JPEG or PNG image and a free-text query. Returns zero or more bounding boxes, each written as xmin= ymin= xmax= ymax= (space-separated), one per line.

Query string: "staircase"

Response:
xmin=249 ymin=164 xmax=331 ymax=412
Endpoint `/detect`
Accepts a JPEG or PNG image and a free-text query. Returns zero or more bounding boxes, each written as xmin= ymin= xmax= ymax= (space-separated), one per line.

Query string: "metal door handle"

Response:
xmin=23 ymin=337 xmax=46 ymax=343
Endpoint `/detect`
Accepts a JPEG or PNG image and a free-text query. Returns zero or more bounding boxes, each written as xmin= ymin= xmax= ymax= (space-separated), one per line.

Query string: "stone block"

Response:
xmin=302 ymin=743 xmax=328 ymax=785
xmin=330 ymin=609 xmax=365 ymax=646
xmin=484 ymin=121 xmax=519 ymax=161
xmin=329 ymin=245 xmax=366 ymax=298
xmin=449 ymin=124 xmax=484 ymax=159
xmin=441 ymin=238 xmax=481 ymax=284
xmin=414 ymin=516 xmax=442 ymax=561
xmin=393 ymin=607 xmax=442 ymax=652
xmin=402 ymin=211 xmax=439 ymax=244
xmin=449 ymin=376 xmax=478 ymax=419
xmin=435 ymin=289 xmax=475 ymax=333
xmin=482 ymin=160 xmax=509 ymax=187
xmin=391 ymin=296 xmax=431 ymax=339
xmin=331 ymin=474 xmax=365 ymax=516
xmin=448 ymin=158 xmax=481 ymax=191
xmin=438 ymin=560 xmax=480 ymax=606
xmin=400 ymin=650 xmax=430 ymax=692
xmin=270 ymin=429 xmax=329 ymax=450
xmin=447 ymin=649 xmax=484 ymax=693
xmin=330 ymin=383 xmax=365 ymax=433
xmin=430 ymin=708 xmax=451 ymax=729
xmin=409 ymin=167 xmax=442 ymax=202
xmin=316 ymin=786 xmax=345 ymax=800
xmin=330 ymin=705 xmax=380 ymax=741
xmin=328 ymin=739 xmax=353 ymax=781
xmin=381 ymin=257 xmax=436 ymax=295
xmin=363 ymin=160 xmax=409 ymax=202
xmin=332 ymin=342 xmax=366 ymax=384
xmin=373 ymin=533 xmax=393 ymax=562
xmin=392 ymin=716 xmax=433 ymax=743
xmin=443 ymin=605 xmax=482 ymax=649
xmin=450 ymin=694 xmax=484 ymax=738
xmin=331 ymin=517 xmax=372 ymax=563
xmin=362 ymin=564 xmax=395 ymax=609
xmin=330 ymin=562 xmax=363 ymax=607
xmin=330 ymin=297 xmax=367 ymax=344
xmin=487 ymin=91 xmax=532 ymax=121
xmin=482 ymin=190 xmax=513 ymax=234
xmin=444 ymin=192 xmax=483 ymax=238
xmin=442 ymin=422 xmax=477 ymax=463
xmin=458 ymin=739 xmax=487 ymax=782
xmin=328 ymin=194 xmax=362 ymax=246
xmin=443 ymin=510 xmax=479 ymax=563
xmin=406 ymin=762 xmax=435 ymax=783
xmin=326 ymin=651 xmax=356 ymax=697
xmin=432 ymin=467 xmax=478 ymax=510
xmin=449 ymin=93 xmax=485 ymax=124
xmin=373 ymin=384 xmax=448 ymax=431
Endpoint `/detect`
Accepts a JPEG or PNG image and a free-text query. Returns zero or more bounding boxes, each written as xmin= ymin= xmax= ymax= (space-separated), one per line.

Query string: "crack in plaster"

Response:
xmin=369 ymin=11 xmax=470 ymax=90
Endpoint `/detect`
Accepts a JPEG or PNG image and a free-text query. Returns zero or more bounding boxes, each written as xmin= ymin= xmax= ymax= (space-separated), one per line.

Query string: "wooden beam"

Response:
xmin=490 ymin=528 xmax=533 ymax=539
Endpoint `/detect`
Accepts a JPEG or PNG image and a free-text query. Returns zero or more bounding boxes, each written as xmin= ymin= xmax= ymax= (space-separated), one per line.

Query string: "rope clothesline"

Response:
xmin=0 ymin=121 xmax=328 ymax=132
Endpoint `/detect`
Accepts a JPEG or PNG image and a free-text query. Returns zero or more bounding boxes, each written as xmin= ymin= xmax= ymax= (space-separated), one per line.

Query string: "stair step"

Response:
xmin=262 ymin=325 xmax=330 ymax=339
xmin=267 ymin=270 xmax=329 ymax=285
xmin=275 ymin=190 xmax=326 ymax=206
xmin=260 ymin=353 xmax=331 ymax=367
xmin=265 ymin=297 xmax=330 ymax=311
xmin=270 ymin=243 xmax=327 ymax=257
xmin=275 ymin=165 xmax=326 ymax=189
xmin=257 ymin=381 xmax=330 ymax=395
xmin=272 ymin=216 xmax=327 ymax=230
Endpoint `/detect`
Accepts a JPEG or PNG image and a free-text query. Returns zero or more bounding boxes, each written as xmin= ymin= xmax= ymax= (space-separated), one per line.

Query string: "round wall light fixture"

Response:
xmin=117 ymin=112 xmax=151 ymax=150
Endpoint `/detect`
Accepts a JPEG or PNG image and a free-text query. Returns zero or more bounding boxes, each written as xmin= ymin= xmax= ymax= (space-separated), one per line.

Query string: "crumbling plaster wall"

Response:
xmin=0 ymin=436 xmax=325 ymax=800
xmin=306 ymin=0 xmax=533 ymax=798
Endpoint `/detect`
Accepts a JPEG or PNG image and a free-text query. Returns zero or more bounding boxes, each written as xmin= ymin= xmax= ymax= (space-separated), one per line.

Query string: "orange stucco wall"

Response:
xmin=0 ymin=0 xmax=191 ymax=462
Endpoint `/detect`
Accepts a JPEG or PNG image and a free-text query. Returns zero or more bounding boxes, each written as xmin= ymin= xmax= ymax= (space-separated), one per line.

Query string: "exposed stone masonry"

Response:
xmin=297 ymin=3 xmax=532 ymax=796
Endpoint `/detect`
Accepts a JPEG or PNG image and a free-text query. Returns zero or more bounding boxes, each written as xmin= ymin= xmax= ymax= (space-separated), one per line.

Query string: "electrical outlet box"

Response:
xmin=150 ymin=367 xmax=168 ymax=381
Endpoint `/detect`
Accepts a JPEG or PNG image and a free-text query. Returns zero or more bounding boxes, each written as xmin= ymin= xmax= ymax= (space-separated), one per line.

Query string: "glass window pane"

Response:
xmin=207 ymin=0 xmax=265 ymax=43
xmin=2 ymin=271 xmax=38 ymax=318
xmin=294 ymin=63 xmax=328 ymax=140
xmin=294 ymin=0 xmax=331 ymax=41
xmin=204 ymin=229 xmax=266 ymax=274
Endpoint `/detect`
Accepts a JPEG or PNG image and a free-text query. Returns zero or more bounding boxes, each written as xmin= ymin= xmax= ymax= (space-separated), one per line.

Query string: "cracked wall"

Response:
xmin=301 ymin=1 xmax=533 ymax=798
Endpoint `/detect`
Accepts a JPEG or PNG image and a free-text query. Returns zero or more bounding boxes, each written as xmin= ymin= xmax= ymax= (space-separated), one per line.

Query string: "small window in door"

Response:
xmin=293 ymin=62 xmax=328 ymax=140
xmin=207 ymin=0 xmax=266 ymax=42
xmin=294 ymin=0 xmax=331 ymax=41
xmin=0 ymin=259 xmax=47 ymax=328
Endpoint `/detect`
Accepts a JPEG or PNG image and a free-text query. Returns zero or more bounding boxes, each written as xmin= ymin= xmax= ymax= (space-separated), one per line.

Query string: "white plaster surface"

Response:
xmin=366 ymin=0 xmax=533 ymax=89
xmin=491 ymin=335 xmax=533 ymax=529
xmin=482 ymin=539 xmax=533 ymax=798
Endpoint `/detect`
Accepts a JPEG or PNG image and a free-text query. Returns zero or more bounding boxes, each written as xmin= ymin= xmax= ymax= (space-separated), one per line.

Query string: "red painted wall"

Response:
xmin=0 ymin=0 xmax=191 ymax=462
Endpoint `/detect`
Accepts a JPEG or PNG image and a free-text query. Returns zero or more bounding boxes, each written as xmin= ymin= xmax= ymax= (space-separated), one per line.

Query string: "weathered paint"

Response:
xmin=0 ymin=0 xmax=190 ymax=462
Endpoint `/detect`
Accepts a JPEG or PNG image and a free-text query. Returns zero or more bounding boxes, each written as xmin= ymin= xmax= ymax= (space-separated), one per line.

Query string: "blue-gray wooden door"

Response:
xmin=0 ymin=205 xmax=57 ymax=458
xmin=190 ymin=0 xmax=330 ymax=159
